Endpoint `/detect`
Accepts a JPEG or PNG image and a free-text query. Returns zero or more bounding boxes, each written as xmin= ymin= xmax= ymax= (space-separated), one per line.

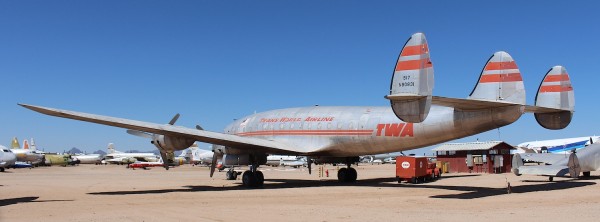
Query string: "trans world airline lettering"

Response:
xmin=376 ymin=123 xmax=414 ymax=137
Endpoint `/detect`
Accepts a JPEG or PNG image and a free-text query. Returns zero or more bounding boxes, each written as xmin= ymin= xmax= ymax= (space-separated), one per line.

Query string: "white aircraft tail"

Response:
xmin=532 ymin=66 xmax=574 ymax=129
xmin=107 ymin=143 xmax=117 ymax=154
xmin=385 ymin=32 xmax=434 ymax=123
xmin=30 ymin=138 xmax=37 ymax=151
xmin=468 ymin=51 xmax=525 ymax=105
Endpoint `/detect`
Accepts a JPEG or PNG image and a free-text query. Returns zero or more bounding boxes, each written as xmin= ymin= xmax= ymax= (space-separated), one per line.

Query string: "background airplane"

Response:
xmin=21 ymin=32 xmax=575 ymax=187
xmin=1 ymin=145 xmax=17 ymax=172
xmin=9 ymin=137 xmax=44 ymax=166
xmin=103 ymin=143 xmax=159 ymax=165
xmin=71 ymin=153 xmax=102 ymax=164
xmin=516 ymin=136 xmax=599 ymax=154
xmin=513 ymin=141 xmax=600 ymax=181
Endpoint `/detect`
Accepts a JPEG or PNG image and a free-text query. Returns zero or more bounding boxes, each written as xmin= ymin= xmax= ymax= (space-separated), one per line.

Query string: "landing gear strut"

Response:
xmin=337 ymin=161 xmax=357 ymax=183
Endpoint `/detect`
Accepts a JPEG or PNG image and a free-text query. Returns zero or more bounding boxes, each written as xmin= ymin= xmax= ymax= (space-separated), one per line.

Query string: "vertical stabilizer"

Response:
xmin=534 ymin=66 xmax=574 ymax=129
xmin=385 ymin=32 xmax=434 ymax=123
xmin=107 ymin=143 xmax=116 ymax=154
xmin=23 ymin=139 xmax=30 ymax=150
xmin=30 ymin=138 xmax=37 ymax=151
xmin=469 ymin=51 xmax=525 ymax=104
xmin=11 ymin=137 xmax=20 ymax=149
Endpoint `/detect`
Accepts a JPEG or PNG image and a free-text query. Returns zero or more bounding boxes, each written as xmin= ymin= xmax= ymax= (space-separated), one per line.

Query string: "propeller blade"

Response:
xmin=209 ymin=152 xmax=218 ymax=177
xmin=126 ymin=130 xmax=153 ymax=138
xmin=307 ymin=157 xmax=312 ymax=174
xmin=196 ymin=125 xmax=204 ymax=130
xmin=168 ymin=113 xmax=180 ymax=125
xmin=159 ymin=151 xmax=170 ymax=170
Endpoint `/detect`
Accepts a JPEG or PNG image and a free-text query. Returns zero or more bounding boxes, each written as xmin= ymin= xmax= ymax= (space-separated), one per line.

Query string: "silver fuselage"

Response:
xmin=223 ymin=105 xmax=522 ymax=157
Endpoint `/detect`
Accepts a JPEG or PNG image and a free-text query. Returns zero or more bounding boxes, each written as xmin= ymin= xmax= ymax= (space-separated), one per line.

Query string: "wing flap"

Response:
xmin=19 ymin=104 xmax=301 ymax=155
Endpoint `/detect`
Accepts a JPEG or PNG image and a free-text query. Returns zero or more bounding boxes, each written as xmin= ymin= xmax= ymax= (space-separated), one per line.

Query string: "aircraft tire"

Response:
xmin=255 ymin=171 xmax=264 ymax=186
xmin=226 ymin=170 xmax=237 ymax=180
xmin=242 ymin=171 xmax=257 ymax=188
xmin=347 ymin=168 xmax=357 ymax=182
xmin=583 ymin=171 xmax=591 ymax=177
xmin=549 ymin=176 xmax=554 ymax=182
xmin=0 ymin=167 xmax=4 ymax=172
xmin=337 ymin=168 xmax=348 ymax=182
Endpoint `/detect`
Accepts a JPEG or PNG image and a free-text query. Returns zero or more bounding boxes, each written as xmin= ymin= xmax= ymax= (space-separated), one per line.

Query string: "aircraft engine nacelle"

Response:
xmin=222 ymin=154 xmax=267 ymax=166
xmin=152 ymin=135 xmax=196 ymax=152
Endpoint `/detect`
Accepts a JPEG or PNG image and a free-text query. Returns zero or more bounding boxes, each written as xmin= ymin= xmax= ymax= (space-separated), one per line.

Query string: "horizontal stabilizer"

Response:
xmin=386 ymin=32 xmax=434 ymax=123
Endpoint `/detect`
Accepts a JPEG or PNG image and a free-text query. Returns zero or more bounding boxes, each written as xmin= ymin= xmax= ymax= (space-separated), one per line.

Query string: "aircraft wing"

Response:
xmin=19 ymin=104 xmax=302 ymax=155
xmin=516 ymin=165 xmax=570 ymax=177
xmin=432 ymin=96 xmax=566 ymax=113
xmin=518 ymin=153 xmax=568 ymax=165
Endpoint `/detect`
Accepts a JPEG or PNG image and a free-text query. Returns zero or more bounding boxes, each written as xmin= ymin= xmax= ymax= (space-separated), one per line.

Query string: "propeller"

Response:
xmin=168 ymin=113 xmax=180 ymax=125
xmin=209 ymin=152 xmax=218 ymax=177
xmin=160 ymin=151 xmax=171 ymax=170
xmin=307 ymin=157 xmax=312 ymax=174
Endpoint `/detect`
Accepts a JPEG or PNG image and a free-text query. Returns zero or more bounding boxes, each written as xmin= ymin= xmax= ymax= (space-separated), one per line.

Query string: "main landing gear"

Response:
xmin=241 ymin=165 xmax=264 ymax=188
xmin=337 ymin=162 xmax=357 ymax=183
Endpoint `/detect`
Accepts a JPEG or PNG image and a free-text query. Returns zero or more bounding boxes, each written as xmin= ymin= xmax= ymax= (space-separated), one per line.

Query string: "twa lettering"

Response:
xmin=375 ymin=123 xmax=414 ymax=137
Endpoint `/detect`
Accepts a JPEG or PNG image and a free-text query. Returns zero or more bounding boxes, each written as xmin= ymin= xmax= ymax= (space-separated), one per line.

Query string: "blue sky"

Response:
xmin=1 ymin=1 xmax=599 ymax=154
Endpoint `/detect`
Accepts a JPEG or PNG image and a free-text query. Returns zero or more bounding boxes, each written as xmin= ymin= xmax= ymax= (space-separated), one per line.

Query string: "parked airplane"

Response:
xmin=103 ymin=143 xmax=159 ymax=165
xmin=1 ymin=145 xmax=17 ymax=172
xmin=128 ymin=159 xmax=165 ymax=170
xmin=43 ymin=153 xmax=74 ymax=166
xmin=360 ymin=152 xmax=402 ymax=164
xmin=71 ymin=154 xmax=102 ymax=164
xmin=513 ymin=141 xmax=600 ymax=181
xmin=279 ymin=157 xmax=307 ymax=168
xmin=266 ymin=155 xmax=303 ymax=166
xmin=516 ymin=136 xmax=599 ymax=154
xmin=20 ymin=32 xmax=575 ymax=187
xmin=9 ymin=137 xmax=44 ymax=166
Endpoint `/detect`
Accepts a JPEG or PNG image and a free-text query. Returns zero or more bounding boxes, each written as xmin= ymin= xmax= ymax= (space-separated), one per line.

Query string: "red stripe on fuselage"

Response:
xmin=236 ymin=130 xmax=373 ymax=137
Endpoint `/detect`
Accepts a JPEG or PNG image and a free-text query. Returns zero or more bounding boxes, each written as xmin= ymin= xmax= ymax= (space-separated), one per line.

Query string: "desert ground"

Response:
xmin=1 ymin=163 xmax=599 ymax=222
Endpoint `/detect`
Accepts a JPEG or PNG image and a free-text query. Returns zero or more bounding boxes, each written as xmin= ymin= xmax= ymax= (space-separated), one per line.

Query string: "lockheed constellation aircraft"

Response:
xmin=20 ymin=33 xmax=574 ymax=187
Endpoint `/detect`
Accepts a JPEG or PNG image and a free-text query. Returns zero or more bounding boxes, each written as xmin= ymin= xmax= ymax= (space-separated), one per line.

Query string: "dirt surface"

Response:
xmin=1 ymin=164 xmax=599 ymax=221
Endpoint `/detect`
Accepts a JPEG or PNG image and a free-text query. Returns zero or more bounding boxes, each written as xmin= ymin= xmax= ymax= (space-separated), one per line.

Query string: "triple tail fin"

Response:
xmin=530 ymin=66 xmax=574 ymax=129
xmin=385 ymin=32 xmax=434 ymax=123
xmin=468 ymin=51 xmax=525 ymax=105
